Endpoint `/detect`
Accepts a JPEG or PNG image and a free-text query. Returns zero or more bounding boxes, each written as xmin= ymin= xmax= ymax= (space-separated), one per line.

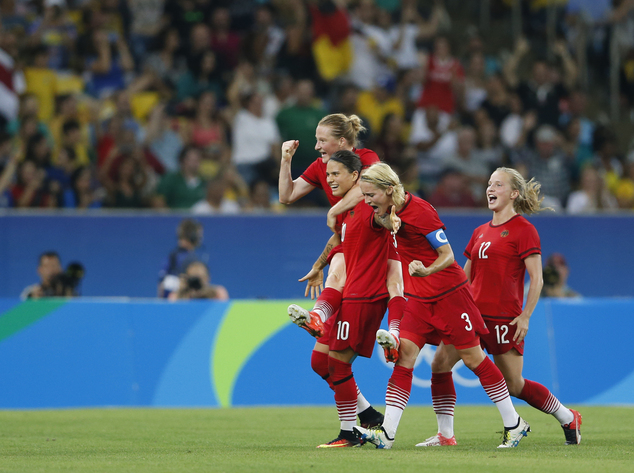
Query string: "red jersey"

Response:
xmin=395 ymin=193 xmax=468 ymax=302
xmin=417 ymin=54 xmax=464 ymax=114
xmin=341 ymin=202 xmax=396 ymax=302
xmin=300 ymin=148 xmax=380 ymax=207
xmin=464 ymin=214 xmax=541 ymax=318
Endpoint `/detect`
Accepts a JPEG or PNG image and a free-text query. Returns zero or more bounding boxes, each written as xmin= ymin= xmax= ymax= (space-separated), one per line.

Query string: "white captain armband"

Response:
xmin=425 ymin=229 xmax=449 ymax=249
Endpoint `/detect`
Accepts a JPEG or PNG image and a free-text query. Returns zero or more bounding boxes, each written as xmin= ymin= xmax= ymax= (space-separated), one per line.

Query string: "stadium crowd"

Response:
xmin=0 ymin=0 xmax=633 ymax=213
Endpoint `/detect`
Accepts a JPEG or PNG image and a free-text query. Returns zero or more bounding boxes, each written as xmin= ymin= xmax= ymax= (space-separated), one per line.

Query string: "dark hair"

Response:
xmin=62 ymin=119 xmax=80 ymax=135
xmin=177 ymin=219 xmax=202 ymax=246
xmin=39 ymin=251 xmax=60 ymax=265
xmin=178 ymin=145 xmax=201 ymax=163
xmin=329 ymin=150 xmax=362 ymax=175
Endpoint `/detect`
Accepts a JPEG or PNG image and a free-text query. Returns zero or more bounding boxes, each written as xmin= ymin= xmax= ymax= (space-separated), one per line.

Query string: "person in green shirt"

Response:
xmin=152 ymin=146 xmax=207 ymax=209
xmin=275 ymin=79 xmax=326 ymax=178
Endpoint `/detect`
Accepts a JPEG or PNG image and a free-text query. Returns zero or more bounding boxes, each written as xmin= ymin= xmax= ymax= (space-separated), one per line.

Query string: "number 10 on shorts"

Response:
xmin=336 ymin=321 xmax=349 ymax=340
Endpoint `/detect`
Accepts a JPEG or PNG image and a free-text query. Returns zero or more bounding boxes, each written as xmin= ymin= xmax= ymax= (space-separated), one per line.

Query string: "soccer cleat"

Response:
xmin=358 ymin=406 xmax=384 ymax=429
xmin=288 ymin=304 xmax=324 ymax=338
xmin=415 ymin=433 xmax=457 ymax=447
xmin=376 ymin=329 xmax=400 ymax=363
xmin=317 ymin=435 xmax=362 ymax=448
xmin=353 ymin=426 xmax=394 ymax=449
xmin=497 ymin=417 xmax=530 ymax=448
xmin=562 ymin=409 xmax=582 ymax=445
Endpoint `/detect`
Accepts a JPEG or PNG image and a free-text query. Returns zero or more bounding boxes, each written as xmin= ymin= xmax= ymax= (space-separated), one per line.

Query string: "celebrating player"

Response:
xmin=279 ymin=114 xmax=385 ymax=428
xmin=352 ymin=163 xmax=530 ymax=449
xmin=416 ymin=167 xmax=582 ymax=447
xmin=311 ymin=151 xmax=405 ymax=448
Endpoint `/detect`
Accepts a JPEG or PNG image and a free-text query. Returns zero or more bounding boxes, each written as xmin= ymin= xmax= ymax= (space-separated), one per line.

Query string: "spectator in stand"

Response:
xmin=230 ymin=91 xmax=281 ymax=186
xmin=191 ymin=176 xmax=241 ymax=215
xmin=372 ymin=113 xmax=409 ymax=170
xmin=49 ymin=94 xmax=95 ymax=160
xmin=152 ymin=145 xmax=206 ymax=209
xmin=264 ymin=73 xmax=295 ymax=120
xmin=127 ymin=0 xmax=167 ymax=63
xmin=143 ymin=103 xmax=184 ymax=174
xmin=10 ymin=159 xmax=56 ymax=208
xmin=63 ymin=166 xmax=104 ymax=209
xmin=183 ymin=23 xmax=211 ymax=76
xmin=473 ymin=116 xmax=504 ymax=169
xmin=591 ymin=127 xmax=624 ymax=194
xmin=276 ymin=79 xmax=326 ymax=177
xmin=558 ymin=89 xmax=595 ymax=166
xmin=0 ymin=133 xmax=18 ymax=207
xmin=163 ymin=0 xmax=211 ymax=42
xmin=245 ymin=179 xmax=283 ymax=213
xmin=566 ymin=165 xmax=618 ymax=214
xmin=500 ymin=93 xmax=537 ymax=151
xmin=23 ymin=45 xmax=57 ymax=123
xmin=242 ymin=3 xmax=286 ymax=75
xmin=479 ymin=73 xmax=512 ymax=129
xmin=441 ymin=127 xmax=491 ymax=204
xmin=461 ymin=51 xmax=489 ymax=114
xmin=503 ymin=37 xmax=577 ymax=128
xmin=209 ymin=7 xmax=241 ymax=75
xmin=26 ymin=0 xmax=77 ymax=71
xmin=514 ymin=125 xmax=572 ymax=210
xmin=185 ymin=90 xmax=227 ymax=155
xmin=417 ymin=35 xmax=465 ymax=115
xmin=142 ymin=27 xmax=186 ymax=94
xmin=427 ymin=167 xmax=478 ymax=208
xmin=102 ymin=152 xmax=149 ymax=209
xmin=176 ymin=49 xmax=223 ymax=103
xmin=355 ymin=76 xmax=405 ymax=137
xmin=615 ymin=156 xmax=634 ymax=209
xmin=54 ymin=120 xmax=91 ymax=175
xmin=7 ymin=94 xmax=52 ymax=142
xmin=25 ymin=131 xmax=69 ymax=195
xmin=561 ymin=117 xmax=594 ymax=178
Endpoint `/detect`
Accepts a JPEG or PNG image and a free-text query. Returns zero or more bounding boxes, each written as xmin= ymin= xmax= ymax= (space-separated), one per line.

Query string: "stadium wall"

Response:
xmin=0 ymin=297 xmax=632 ymax=409
xmin=0 ymin=213 xmax=633 ymax=299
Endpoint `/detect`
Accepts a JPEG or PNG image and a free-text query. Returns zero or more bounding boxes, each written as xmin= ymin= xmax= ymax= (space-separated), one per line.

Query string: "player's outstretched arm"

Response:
xmin=279 ymin=140 xmax=315 ymax=204
xmin=299 ymin=233 xmax=342 ymax=299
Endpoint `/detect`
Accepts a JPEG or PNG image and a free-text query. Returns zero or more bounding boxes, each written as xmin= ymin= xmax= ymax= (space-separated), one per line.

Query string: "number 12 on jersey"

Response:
xmin=478 ymin=241 xmax=491 ymax=259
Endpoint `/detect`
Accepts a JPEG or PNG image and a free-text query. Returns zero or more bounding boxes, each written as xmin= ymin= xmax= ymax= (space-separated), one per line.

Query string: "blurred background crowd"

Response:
xmin=1 ymin=0 xmax=633 ymax=214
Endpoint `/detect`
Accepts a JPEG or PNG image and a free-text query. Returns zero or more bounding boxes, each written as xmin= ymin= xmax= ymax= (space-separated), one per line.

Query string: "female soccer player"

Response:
xmin=279 ymin=114 xmax=387 ymax=428
xmin=353 ymin=163 xmax=530 ymax=449
xmin=416 ymin=167 xmax=582 ymax=447
xmin=311 ymin=151 xmax=405 ymax=448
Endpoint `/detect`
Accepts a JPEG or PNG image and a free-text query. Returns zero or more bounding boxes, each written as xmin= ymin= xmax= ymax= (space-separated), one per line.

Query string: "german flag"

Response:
xmin=309 ymin=3 xmax=352 ymax=81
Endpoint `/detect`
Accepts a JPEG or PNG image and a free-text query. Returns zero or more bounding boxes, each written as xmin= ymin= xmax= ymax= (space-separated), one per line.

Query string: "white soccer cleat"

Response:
xmin=353 ymin=425 xmax=394 ymax=449
xmin=498 ymin=417 xmax=530 ymax=448
xmin=415 ymin=433 xmax=457 ymax=447
xmin=287 ymin=304 xmax=324 ymax=338
xmin=376 ymin=329 xmax=400 ymax=363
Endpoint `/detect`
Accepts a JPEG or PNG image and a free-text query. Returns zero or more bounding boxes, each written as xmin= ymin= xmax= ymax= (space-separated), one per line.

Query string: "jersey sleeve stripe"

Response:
xmin=300 ymin=174 xmax=320 ymax=187
xmin=519 ymin=247 xmax=541 ymax=258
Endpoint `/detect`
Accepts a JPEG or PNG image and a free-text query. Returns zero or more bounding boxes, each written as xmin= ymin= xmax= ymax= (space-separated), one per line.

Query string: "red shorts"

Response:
xmin=326 ymin=244 xmax=343 ymax=266
xmin=317 ymin=312 xmax=337 ymax=346
xmin=329 ymin=299 xmax=388 ymax=358
xmin=479 ymin=315 xmax=525 ymax=355
xmin=400 ymin=286 xmax=488 ymax=350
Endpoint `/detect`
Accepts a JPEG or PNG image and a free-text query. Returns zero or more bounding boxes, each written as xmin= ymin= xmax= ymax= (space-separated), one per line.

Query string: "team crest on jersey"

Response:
xmin=500 ymin=230 xmax=509 ymax=237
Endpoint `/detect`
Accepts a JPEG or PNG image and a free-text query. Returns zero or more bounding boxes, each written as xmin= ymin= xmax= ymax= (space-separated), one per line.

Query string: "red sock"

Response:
xmin=431 ymin=372 xmax=456 ymax=416
xmin=386 ymin=365 xmax=413 ymax=410
xmin=473 ymin=357 xmax=510 ymax=403
xmin=329 ymin=357 xmax=357 ymax=426
xmin=387 ymin=296 xmax=406 ymax=334
xmin=519 ymin=379 xmax=562 ymax=414
xmin=313 ymin=287 xmax=342 ymax=322
xmin=311 ymin=350 xmax=334 ymax=390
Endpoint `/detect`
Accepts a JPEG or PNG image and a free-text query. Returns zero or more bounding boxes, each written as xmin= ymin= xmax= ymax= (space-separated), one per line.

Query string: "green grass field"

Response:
xmin=0 ymin=406 xmax=632 ymax=473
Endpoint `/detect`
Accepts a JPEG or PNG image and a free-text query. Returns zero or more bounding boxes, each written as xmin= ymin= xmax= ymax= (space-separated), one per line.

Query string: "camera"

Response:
xmin=542 ymin=265 xmax=560 ymax=288
xmin=186 ymin=276 xmax=202 ymax=291
xmin=49 ymin=262 xmax=85 ymax=296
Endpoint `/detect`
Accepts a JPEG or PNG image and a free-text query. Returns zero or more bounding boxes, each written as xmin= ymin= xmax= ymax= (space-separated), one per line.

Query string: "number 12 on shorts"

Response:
xmin=495 ymin=324 xmax=510 ymax=344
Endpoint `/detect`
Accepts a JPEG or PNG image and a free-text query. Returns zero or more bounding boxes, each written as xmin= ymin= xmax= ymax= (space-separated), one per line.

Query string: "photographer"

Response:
xmin=21 ymin=252 xmax=84 ymax=299
xmin=541 ymin=253 xmax=580 ymax=298
xmin=158 ymin=219 xmax=206 ymax=298
xmin=169 ymin=261 xmax=229 ymax=301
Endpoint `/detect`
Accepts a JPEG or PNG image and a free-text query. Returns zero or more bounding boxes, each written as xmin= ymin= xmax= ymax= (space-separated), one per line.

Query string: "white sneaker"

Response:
xmin=376 ymin=329 xmax=400 ymax=363
xmin=287 ymin=304 xmax=324 ymax=338
xmin=498 ymin=417 xmax=530 ymax=448
xmin=415 ymin=433 xmax=457 ymax=447
xmin=352 ymin=425 xmax=394 ymax=449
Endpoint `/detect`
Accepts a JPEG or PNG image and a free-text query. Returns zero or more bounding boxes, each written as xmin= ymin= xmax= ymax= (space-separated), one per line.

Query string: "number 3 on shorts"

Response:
xmin=461 ymin=313 xmax=473 ymax=331
xmin=336 ymin=321 xmax=349 ymax=340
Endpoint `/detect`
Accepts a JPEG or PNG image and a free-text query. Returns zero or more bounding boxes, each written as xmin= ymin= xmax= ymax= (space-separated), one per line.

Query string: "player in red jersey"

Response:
xmin=352 ymin=163 xmax=530 ymax=449
xmin=312 ymin=151 xmax=405 ymax=448
xmin=416 ymin=167 xmax=582 ymax=447
xmin=279 ymin=114 xmax=386 ymax=428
